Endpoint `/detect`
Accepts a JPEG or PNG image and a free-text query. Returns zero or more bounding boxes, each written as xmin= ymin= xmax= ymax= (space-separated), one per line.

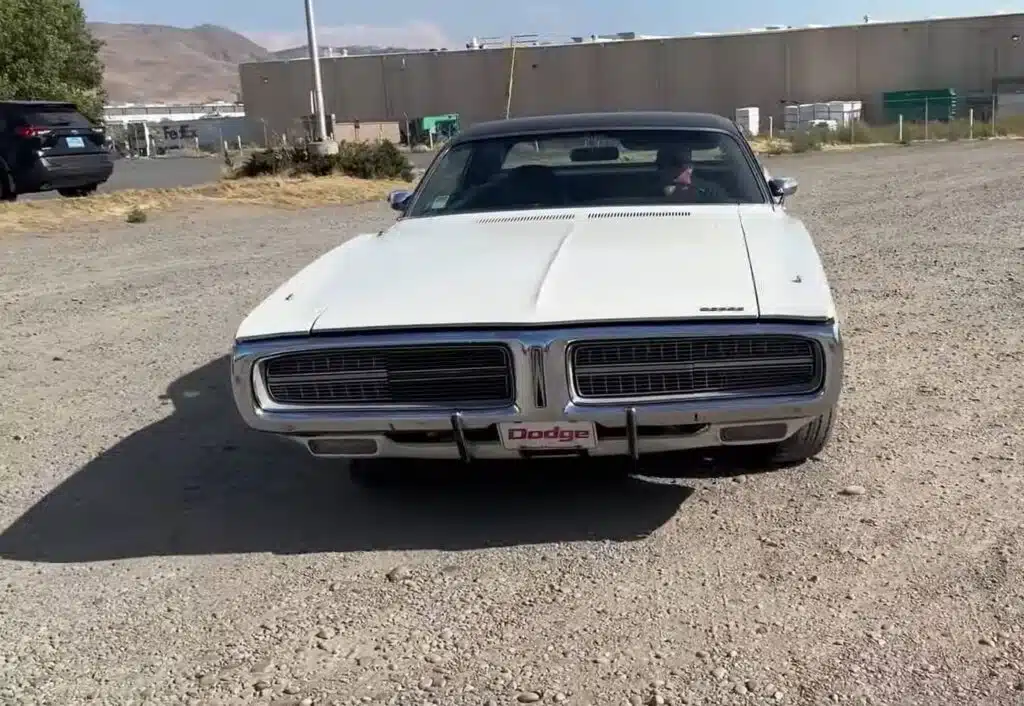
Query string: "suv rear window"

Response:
xmin=18 ymin=106 xmax=92 ymax=128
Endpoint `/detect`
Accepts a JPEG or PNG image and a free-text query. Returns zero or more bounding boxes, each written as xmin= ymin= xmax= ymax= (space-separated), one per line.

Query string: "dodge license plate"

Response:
xmin=498 ymin=421 xmax=597 ymax=450
xmin=65 ymin=136 xmax=85 ymax=148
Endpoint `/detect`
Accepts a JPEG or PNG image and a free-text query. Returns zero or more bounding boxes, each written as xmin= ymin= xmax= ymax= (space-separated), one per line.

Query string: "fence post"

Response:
xmin=898 ymin=114 xmax=903 ymax=143
xmin=924 ymin=97 xmax=929 ymax=141
xmin=969 ymin=108 xmax=974 ymax=140
xmin=991 ymin=94 xmax=997 ymax=135
xmin=768 ymin=115 xmax=773 ymax=139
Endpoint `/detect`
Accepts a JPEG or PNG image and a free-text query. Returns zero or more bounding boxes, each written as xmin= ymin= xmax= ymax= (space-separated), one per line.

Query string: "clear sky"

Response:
xmin=80 ymin=1 xmax=1022 ymax=50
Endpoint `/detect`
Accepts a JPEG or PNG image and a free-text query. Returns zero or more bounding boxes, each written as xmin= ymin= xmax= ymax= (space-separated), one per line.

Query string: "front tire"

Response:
xmin=58 ymin=184 xmax=99 ymax=198
xmin=0 ymin=171 xmax=15 ymax=202
xmin=744 ymin=407 xmax=836 ymax=467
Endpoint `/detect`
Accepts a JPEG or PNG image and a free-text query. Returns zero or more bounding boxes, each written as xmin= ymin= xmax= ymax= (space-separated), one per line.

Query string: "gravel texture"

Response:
xmin=1 ymin=140 xmax=1023 ymax=706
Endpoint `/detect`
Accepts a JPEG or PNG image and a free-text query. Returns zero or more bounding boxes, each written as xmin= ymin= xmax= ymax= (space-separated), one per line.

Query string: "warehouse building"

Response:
xmin=239 ymin=12 xmax=1024 ymax=139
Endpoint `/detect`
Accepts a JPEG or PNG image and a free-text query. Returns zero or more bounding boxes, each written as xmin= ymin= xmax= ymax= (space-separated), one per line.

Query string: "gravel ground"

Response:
xmin=1 ymin=140 xmax=1023 ymax=706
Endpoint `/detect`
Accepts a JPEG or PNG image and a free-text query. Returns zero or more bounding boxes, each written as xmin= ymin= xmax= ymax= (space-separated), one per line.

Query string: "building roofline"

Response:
xmin=239 ymin=11 xmax=1023 ymax=69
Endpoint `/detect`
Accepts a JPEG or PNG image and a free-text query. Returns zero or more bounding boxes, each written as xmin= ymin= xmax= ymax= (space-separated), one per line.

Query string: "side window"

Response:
xmin=409 ymin=145 xmax=472 ymax=214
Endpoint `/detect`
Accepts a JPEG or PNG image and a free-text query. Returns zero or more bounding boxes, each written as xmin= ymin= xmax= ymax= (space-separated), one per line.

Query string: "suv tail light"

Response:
xmin=15 ymin=126 xmax=50 ymax=138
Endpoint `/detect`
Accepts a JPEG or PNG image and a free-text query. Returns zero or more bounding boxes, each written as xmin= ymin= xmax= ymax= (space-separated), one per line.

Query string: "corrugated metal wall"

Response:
xmin=239 ymin=14 xmax=1024 ymax=138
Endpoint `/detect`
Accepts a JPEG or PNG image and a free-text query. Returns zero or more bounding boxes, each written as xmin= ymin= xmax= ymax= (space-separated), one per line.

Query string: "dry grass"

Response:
xmin=748 ymin=137 xmax=794 ymax=155
xmin=0 ymin=175 xmax=409 ymax=234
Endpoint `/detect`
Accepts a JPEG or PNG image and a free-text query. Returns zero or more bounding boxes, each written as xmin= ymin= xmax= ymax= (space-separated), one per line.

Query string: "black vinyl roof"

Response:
xmin=452 ymin=111 xmax=740 ymax=143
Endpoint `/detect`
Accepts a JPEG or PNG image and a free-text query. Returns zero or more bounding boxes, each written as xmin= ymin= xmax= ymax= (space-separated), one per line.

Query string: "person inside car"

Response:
xmin=655 ymin=145 xmax=730 ymax=203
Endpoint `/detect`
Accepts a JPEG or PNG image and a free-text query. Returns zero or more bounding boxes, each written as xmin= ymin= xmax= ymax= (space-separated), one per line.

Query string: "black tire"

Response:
xmin=0 ymin=170 xmax=15 ymax=202
xmin=742 ymin=406 xmax=836 ymax=467
xmin=58 ymin=185 xmax=98 ymax=198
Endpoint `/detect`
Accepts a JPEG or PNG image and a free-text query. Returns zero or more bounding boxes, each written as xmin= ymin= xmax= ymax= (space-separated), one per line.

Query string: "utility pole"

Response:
xmin=304 ymin=0 xmax=337 ymax=153
xmin=504 ymin=34 xmax=538 ymax=120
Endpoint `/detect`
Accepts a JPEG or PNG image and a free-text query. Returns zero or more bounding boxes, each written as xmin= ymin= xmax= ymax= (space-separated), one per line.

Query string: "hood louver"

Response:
xmin=476 ymin=213 xmax=576 ymax=224
xmin=588 ymin=210 xmax=691 ymax=219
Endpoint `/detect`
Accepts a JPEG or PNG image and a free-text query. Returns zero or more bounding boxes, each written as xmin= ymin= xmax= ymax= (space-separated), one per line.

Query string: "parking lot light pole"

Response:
xmin=304 ymin=0 xmax=337 ymax=153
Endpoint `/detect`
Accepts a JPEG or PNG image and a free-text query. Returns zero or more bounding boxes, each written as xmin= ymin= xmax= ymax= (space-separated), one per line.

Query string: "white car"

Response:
xmin=231 ymin=111 xmax=843 ymax=485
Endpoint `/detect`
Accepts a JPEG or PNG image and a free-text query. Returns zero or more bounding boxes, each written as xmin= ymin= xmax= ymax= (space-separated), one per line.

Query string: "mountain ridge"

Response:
xmin=87 ymin=22 xmax=409 ymax=104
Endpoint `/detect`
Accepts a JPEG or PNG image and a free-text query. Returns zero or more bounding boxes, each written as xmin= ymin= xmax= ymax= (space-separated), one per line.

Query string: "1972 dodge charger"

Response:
xmin=230 ymin=111 xmax=843 ymax=484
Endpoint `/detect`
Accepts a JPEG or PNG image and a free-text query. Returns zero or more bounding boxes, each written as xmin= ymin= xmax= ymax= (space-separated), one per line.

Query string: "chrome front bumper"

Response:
xmin=230 ymin=321 xmax=843 ymax=460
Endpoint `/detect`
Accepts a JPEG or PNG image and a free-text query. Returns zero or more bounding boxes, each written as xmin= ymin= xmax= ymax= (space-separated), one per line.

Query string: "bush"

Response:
xmin=234 ymin=141 xmax=413 ymax=181
xmin=125 ymin=206 xmax=147 ymax=224
xmin=788 ymin=127 xmax=826 ymax=153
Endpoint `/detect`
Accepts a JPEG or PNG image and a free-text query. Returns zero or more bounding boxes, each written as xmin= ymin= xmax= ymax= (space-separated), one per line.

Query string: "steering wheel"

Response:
xmin=504 ymin=164 xmax=568 ymax=207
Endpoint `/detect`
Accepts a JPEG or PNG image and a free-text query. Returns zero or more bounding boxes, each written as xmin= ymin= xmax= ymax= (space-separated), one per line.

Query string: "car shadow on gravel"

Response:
xmin=0 ymin=356 xmax=740 ymax=564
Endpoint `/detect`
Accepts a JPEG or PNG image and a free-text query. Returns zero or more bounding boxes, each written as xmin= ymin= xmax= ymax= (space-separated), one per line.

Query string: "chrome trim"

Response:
xmin=287 ymin=417 xmax=819 ymax=460
xmin=529 ymin=345 xmax=548 ymax=408
xmin=231 ymin=320 xmax=843 ymax=459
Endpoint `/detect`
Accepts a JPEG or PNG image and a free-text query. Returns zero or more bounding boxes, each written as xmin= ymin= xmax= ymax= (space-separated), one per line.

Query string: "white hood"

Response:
xmin=311 ymin=207 xmax=757 ymax=332
xmin=235 ymin=205 xmax=835 ymax=340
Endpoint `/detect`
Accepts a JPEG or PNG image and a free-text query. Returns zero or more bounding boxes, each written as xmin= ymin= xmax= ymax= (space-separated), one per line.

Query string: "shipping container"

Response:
xmin=882 ymin=88 xmax=958 ymax=123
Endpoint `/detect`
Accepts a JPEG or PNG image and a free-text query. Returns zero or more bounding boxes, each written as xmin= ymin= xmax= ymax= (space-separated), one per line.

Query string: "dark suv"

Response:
xmin=0 ymin=100 xmax=114 ymax=201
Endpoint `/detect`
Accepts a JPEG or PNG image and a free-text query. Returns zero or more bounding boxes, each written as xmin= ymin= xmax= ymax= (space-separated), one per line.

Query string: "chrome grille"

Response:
xmin=570 ymin=335 xmax=822 ymax=401
xmin=262 ymin=344 xmax=514 ymax=407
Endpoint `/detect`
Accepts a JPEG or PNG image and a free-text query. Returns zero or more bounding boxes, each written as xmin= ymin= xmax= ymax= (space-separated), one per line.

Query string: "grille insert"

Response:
xmin=570 ymin=335 xmax=822 ymax=400
xmin=262 ymin=344 xmax=514 ymax=407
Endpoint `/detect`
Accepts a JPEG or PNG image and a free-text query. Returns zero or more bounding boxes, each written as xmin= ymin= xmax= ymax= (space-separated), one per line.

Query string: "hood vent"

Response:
xmin=476 ymin=213 xmax=576 ymax=224
xmin=588 ymin=210 xmax=691 ymax=219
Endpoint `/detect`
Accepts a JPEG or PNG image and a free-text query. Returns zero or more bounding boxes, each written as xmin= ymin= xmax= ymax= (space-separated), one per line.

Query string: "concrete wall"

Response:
xmin=240 ymin=14 xmax=1024 ymax=137
xmin=108 ymin=116 xmax=263 ymax=151
xmin=332 ymin=120 xmax=402 ymax=143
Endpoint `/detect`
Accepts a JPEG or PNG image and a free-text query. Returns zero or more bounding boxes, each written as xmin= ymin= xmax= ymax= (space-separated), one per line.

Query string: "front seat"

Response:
xmin=498 ymin=164 xmax=565 ymax=208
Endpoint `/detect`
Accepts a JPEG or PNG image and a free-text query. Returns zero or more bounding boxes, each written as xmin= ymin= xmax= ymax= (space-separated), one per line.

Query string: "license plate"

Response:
xmin=65 ymin=136 xmax=85 ymax=148
xmin=498 ymin=421 xmax=597 ymax=450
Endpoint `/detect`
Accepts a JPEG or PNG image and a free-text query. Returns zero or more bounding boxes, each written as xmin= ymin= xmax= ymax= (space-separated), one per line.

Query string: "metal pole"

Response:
xmin=304 ymin=0 xmax=328 ymax=142
xmin=504 ymin=39 xmax=517 ymax=120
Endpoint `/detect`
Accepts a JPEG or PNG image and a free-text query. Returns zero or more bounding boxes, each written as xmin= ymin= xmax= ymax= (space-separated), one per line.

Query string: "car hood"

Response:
xmin=310 ymin=206 xmax=759 ymax=332
xmin=235 ymin=205 xmax=836 ymax=340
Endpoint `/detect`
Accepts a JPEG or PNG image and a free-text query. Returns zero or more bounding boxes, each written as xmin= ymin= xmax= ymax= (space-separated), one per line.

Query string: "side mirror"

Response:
xmin=387 ymin=189 xmax=413 ymax=213
xmin=768 ymin=177 xmax=798 ymax=201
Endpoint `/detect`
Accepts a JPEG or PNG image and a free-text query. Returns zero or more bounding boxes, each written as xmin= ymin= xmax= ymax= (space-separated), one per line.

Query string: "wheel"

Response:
xmin=0 ymin=171 xmax=15 ymax=202
xmin=741 ymin=406 xmax=837 ymax=468
xmin=58 ymin=184 xmax=98 ymax=198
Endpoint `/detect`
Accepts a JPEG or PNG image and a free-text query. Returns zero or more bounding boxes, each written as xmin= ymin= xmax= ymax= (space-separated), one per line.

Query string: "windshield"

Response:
xmin=17 ymin=105 xmax=91 ymax=128
xmin=405 ymin=128 xmax=767 ymax=217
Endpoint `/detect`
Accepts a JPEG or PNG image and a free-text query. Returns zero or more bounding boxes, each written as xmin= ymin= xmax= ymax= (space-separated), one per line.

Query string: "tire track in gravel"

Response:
xmin=0 ymin=140 xmax=1022 ymax=706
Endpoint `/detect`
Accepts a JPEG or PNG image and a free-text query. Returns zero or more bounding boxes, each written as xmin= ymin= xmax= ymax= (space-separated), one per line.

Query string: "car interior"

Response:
xmin=427 ymin=133 xmax=765 ymax=213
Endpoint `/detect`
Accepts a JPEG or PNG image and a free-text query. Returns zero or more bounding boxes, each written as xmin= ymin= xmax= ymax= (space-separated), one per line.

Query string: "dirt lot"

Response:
xmin=1 ymin=141 xmax=1022 ymax=706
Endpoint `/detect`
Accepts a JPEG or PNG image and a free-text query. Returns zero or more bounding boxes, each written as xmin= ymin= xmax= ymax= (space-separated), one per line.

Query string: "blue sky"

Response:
xmin=81 ymin=1 xmax=1022 ymax=50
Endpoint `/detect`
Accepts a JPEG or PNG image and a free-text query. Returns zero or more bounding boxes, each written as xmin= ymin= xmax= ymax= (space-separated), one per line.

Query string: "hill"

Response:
xmin=87 ymin=23 xmax=272 ymax=103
